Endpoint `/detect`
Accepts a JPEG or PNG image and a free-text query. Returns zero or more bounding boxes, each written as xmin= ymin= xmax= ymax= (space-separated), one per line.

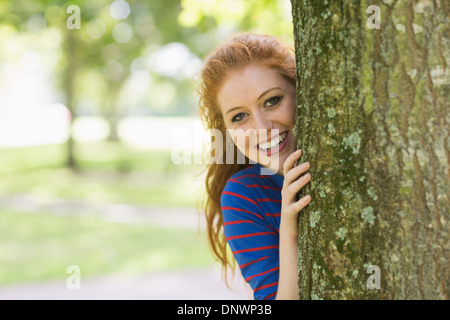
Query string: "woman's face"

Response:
xmin=217 ymin=63 xmax=297 ymax=175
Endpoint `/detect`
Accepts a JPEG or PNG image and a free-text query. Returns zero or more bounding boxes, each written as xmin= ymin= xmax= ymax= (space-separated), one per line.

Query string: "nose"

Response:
xmin=253 ymin=109 xmax=272 ymax=130
xmin=252 ymin=110 xmax=273 ymax=143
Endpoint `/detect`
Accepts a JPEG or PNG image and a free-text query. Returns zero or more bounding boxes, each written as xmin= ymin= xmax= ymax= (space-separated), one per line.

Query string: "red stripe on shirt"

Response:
xmin=246 ymin=184 xmax=282 ymax=191
xmin=264 ymin=291 xmax=277 ymax=300
xmin=239 ymin=257 xmax=269 ymax=269
xmin=233 ymin=245 xmax=279 ymax=255
xmin=257 ymin=198 xmax=282 ymax=203
xmin=221 ymin=206 xmax=264 ymax=220
xmin=228 ymin=178 xmax=246 ymax=185
xmin=222 ymin=191 xmax=261 ymax=208
xmin=223 ymin=220 xmax=254 ymax=226
xmin=233 ymin=174 xmax=272 ymax=180
xmin=265 ymin=212 xmax=281 ymax=217
xmin=254 ymin=281 xmax=278 ymax=292
xmin=245 ymin=266 xmax=279 ymax=282
xmin=226 ymin=231 xmax=276 ymax=241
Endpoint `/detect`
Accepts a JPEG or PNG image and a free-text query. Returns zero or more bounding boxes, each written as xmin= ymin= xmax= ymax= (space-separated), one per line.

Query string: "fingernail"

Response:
xmin=302 ymin=194 xmax=311 ymax=202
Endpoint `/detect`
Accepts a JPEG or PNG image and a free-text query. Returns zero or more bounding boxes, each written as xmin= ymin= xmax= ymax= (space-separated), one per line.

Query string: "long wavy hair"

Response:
xmin=196 ymin=32 xmax=296 ymax=284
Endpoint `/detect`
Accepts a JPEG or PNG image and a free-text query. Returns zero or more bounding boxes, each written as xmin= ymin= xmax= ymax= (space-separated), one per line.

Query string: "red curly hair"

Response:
xmin=196 ymin=32 xmax=296 ymax=284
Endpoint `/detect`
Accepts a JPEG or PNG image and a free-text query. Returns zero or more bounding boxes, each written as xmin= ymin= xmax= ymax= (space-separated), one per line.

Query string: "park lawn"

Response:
xmin=0 ymin=142 xmax=212 ymax=284
xmin=0 ymin=142 xmax=207 ymax=208
xmin=0 ymin=141 xmax=187 ymax=174
xmin=0 ymin=167 xmax=205 ymax=208
xmin=0 ymin=209 xmax=214 ymax=285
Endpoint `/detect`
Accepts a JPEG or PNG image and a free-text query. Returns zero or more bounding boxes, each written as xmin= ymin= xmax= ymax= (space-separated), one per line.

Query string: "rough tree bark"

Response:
xmin=291 ymin=0 xmax=449 ymax=299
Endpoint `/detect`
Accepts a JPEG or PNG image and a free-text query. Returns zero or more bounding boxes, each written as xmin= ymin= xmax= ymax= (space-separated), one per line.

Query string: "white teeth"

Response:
xmin=259 ymin=131 xmax=287 ymax=151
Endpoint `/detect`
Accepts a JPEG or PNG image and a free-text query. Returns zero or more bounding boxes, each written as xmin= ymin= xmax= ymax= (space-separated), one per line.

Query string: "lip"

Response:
xmin=257 ymin=130 xmax=288 ymax=145
xmin=257 ymin=130 xmax=289 ymax=156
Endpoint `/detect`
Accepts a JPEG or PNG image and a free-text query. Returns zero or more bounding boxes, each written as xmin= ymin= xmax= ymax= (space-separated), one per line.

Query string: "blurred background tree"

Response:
xmin=0 ymin=0 xmax=294 ymax=290
xmin=0 ymin=0 xmax=293 ymax=168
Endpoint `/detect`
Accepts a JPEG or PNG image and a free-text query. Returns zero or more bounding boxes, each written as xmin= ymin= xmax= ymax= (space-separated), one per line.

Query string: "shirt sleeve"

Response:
xmin=220 ymin=179 xmax=280 ymax=300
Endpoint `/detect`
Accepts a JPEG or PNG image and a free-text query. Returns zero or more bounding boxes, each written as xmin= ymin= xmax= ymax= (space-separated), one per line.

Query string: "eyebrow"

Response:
xmin=225 ymin=87 xmax=283 ymax=116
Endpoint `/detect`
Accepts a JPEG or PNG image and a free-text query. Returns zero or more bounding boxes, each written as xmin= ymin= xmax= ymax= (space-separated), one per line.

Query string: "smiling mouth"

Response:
xmin=257 ymin=131 xmax=288 ymax=152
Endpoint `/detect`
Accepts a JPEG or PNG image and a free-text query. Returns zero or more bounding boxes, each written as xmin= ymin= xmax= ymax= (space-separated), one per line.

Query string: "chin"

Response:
xmin=249 ymin=151 xmax=288 ymax=176
xmin=257 ymin=131 xmax=296 ymax=173
xmin=242 ymin=129 xmax=297 ymax=174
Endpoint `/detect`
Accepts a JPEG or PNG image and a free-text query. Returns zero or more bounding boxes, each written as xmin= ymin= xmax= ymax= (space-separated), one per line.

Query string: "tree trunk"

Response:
xmin=107 ymin=80 xmax=123 ymax=142
xmin=65 ymin=27 xmax=77 ymax=170
xmin=291 ymin=0 xmax=449 ymax=299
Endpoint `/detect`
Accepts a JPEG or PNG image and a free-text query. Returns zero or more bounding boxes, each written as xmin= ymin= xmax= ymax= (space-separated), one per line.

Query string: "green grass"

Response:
xmin=0 ymin=141 xmax=181 ymax=174
xmin=0 ymin=141 xmax=212 ymax=285
xmin=0 ymin=209 xmax=214 ymax=285
xmin=0 ymin=142 xmax=207 ymax=208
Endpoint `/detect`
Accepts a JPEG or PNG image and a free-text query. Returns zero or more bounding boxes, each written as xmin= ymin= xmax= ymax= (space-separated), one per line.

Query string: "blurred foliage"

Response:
xmin=0 ymin=0 xmax=293 ymax=118
xmin=0 ymin=0 xmax=293 ymax=285
xmin=0 ymin=143 xmax=205 ymax=208
xmin=0 ymin=143 xmax=209 ymax=284
xmin=0 ymin=209 xmax=212 ymax=285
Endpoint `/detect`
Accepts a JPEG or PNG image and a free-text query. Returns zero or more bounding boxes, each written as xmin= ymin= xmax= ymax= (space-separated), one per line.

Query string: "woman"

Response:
xmin=197 ymin=32 xmax=312 ymax=300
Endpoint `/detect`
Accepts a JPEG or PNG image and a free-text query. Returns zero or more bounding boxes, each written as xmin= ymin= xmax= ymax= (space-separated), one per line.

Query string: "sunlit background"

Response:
xmin=0 ymin=0 xmax=293 ymax=299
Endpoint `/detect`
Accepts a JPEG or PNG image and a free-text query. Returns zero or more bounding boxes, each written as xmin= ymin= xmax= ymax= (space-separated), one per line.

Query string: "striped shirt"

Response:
xmin=220 ymin=162 xmax=284 ymax=300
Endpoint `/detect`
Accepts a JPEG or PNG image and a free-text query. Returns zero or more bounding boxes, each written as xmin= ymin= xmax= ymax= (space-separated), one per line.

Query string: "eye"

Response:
xmin=264 ymin=96 xmax=283 ymax=108
xmin=231 ymin=112 xmax=247 ymax=123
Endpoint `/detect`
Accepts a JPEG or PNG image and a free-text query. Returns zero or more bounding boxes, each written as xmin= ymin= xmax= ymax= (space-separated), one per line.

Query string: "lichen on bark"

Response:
xmin=291 ymin=0 xmax=449 ymax=299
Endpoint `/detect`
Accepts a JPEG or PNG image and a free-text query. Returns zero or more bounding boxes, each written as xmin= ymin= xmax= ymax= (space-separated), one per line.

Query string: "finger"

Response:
xmin=283 ymin=149 xmax=302 ymax=175
xmin=292 ymin=194 xmax=312 ymax=213
xmin=295 ymin=172 xmax=312 ymax=191
xmin=286 ymin=172 xmax=311 ymax=197
xmin=282 ymin=172 xmax=311 ymax=203
xmin=285 ymin=161 xmax=310 ymax=186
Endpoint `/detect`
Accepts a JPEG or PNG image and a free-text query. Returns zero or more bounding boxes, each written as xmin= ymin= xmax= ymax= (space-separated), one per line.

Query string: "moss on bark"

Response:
xmin=291 ymin=0 xmax=449 ymax=299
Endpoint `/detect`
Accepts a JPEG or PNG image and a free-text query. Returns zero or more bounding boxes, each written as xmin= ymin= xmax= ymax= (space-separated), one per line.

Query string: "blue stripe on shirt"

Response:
xmin=221 ymin=163 xmax=284 ymax=300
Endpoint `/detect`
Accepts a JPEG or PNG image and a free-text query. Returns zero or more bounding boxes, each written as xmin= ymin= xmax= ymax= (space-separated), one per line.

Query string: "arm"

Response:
xmin=276 ymin=149 xmax=311 ymax=300
xmin=221 ymin=177 xmax=281 ymax=300
xmin=276 ymin=222 xmax=300 ymax=299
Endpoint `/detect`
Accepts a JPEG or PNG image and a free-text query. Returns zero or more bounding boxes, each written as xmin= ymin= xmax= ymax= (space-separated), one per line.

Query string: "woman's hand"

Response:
xmin=280 ymin=149 xmax=312 ymax=238
xmin=276 ymin=148 xmax=311 ymax=300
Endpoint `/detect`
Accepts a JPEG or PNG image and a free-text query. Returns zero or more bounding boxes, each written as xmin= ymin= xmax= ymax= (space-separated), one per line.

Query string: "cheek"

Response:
xmin=232 ymin=132 xmax=252 ymax=151
xmin=230 ymin=130 xmax=259 ymax=161
xmin=284 ymin=99 xmax=296 ymax=126
xmin=233 ymin=134 xmax=245 ymax=149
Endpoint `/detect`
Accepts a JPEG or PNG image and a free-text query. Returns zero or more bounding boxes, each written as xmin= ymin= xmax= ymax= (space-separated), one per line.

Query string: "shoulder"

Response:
xmin=220 ymin=163 xmax=283 ymax=217
xmin=220 ymin=164 xmax=263 ymax=212
xmin=222 ymin=163 xmax=270 ymax=200
xmin=228 ymin=162 xmax=265 ymax=182
xmin=222 ymin=163 xmax=282 ymax=193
